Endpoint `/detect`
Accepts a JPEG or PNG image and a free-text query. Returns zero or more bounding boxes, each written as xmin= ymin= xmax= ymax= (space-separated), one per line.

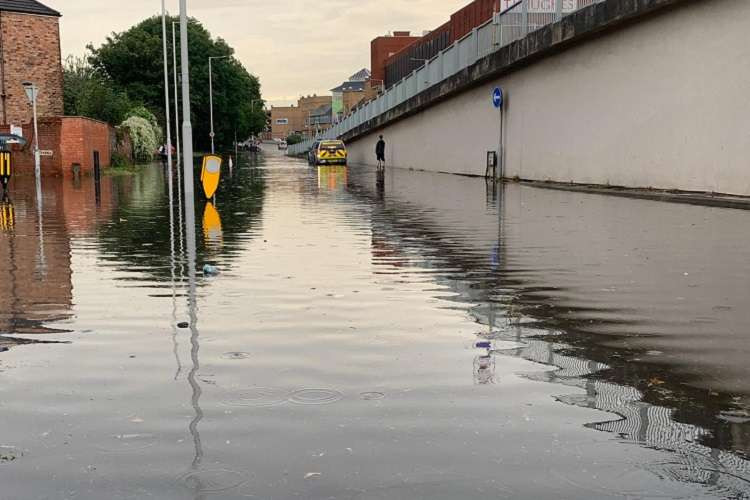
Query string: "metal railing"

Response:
xmin=288 ymin=0 xmax=603 ymax=156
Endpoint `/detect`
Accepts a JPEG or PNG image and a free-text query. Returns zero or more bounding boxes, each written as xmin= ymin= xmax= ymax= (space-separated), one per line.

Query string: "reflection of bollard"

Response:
xmin=93 ymin=151 xmax=101 ymax=207
xmin=93 ymin=151 xmax=100 ymax=182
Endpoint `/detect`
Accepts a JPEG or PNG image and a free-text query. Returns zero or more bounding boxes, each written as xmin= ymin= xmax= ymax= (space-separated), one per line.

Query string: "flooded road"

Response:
xmin=1 ymin=146 xmax=749 ymax=499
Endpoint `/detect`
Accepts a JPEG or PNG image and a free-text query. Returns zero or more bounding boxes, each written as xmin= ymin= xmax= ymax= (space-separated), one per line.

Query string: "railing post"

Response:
xmin=522 ymin=0 xmax=529 ymax=36
xmin=470 ymin=28 xmax=479 ymax=65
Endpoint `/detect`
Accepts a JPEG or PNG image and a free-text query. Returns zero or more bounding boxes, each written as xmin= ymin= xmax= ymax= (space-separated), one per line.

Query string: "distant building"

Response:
xmin=308 ymin=104 xmax=333 ymax=134
xmin=331 ymin=69 xmax=378 ymax=123
xmin=271 ymin=94 xmax=333 ymax=140
xmin=270 ymin=105 xmax=304 ymax=141
xmin=370 ymin=32 xmax=420 ymax=89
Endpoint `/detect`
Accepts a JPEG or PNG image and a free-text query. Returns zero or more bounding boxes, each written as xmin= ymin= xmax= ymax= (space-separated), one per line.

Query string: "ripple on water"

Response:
xmin=288 ymin=388 xmax=344 ymax=406
xmin=96 ymin=433 xmax=157 ymax=453
xmin=221 ymin=351 xmax=251 ymax=360
xmin=178 ymin=469 xmax=247 ymax=493
xmin=360 ymin=392 xmax=385 ymax=401
xmin=221 ymin=387 xmax=290 ymax=408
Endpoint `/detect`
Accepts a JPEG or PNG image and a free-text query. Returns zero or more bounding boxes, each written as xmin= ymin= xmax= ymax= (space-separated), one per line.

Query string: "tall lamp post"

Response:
xmin=22 ymin=82 xmax=40 ymax=178
xmin=172 ymin=21 xmax=181 ymax=167
xmin=208 ymin=55 xmax=229 ymax=154
xmin=160 ymin=0 xmax=172 ymax=171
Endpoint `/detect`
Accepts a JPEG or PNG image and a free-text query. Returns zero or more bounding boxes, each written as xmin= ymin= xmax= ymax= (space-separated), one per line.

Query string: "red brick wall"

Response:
xmin=0 ymin=116 xmax=111 ymax=176
xmin=0 ymin=11 xmax=64 ymax=125
xmin=60 ymin=117 xmax=111 ymax=175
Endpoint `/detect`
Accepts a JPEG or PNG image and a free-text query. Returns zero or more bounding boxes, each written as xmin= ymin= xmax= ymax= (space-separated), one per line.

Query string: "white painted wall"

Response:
xmin=347 ymin=0 xmax=750 ymax=196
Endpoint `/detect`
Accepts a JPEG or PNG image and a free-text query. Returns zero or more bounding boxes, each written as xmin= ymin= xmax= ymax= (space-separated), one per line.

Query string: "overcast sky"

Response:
xmin=46 ymin=0 xmax=467 ymax=106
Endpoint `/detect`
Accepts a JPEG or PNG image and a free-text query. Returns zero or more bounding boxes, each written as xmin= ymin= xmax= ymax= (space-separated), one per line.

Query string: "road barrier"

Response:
xmin=287 ymin=0 xmax=604 ymax=157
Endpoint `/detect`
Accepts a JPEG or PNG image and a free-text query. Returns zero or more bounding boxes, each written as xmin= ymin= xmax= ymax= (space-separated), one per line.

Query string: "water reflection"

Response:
xmin=2 ymin=149 xmax=750 ymax=498
xmin=0 ymin=178 xmax=74 ymax=346
xmin=202 ymin=202 xmax=222 ymax=251
xmin=346 ymin=166 xmax=750 ymax=494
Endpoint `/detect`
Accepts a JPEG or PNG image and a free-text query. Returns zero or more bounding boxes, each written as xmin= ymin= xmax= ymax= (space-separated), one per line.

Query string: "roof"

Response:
xmin=348 ymin=68 xmax=371 ymax=82
xmin=0 ymin=0 xmax=61 ymax=16
xmin=330 ymin=80 xmax=366 ymax=93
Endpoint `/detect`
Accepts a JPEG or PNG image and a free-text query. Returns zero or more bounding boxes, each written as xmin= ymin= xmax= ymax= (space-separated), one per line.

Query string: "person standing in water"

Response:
xmin=375 ymin=135 xmax=386 ymax=171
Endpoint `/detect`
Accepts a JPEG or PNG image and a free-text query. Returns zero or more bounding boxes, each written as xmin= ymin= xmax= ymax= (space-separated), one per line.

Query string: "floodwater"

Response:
xmin=1 ymin=145 xmax=749 ymax=499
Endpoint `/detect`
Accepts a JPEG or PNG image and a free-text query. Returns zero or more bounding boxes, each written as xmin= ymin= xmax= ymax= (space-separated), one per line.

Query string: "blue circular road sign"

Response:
xmin=492 ymin=87 xmax=504 ymax=109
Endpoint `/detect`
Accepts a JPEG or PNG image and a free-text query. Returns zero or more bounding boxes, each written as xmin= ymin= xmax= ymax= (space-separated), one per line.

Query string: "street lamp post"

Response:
xmin=208 ymin=55 xmax=229 ymax=154
xmin=179 ymin=0 xmax=193 ymax=199
xmin=22 ymin=82 xmax=40 ymax=178
xmin=172 ymin=21 xmax=181 ymax=166
xmin=160 ymin=0 xmax=172 ymax=172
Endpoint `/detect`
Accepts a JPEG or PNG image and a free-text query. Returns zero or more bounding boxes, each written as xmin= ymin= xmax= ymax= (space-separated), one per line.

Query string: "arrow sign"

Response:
xmin=492 ymin=87 xmax=504 ymax=109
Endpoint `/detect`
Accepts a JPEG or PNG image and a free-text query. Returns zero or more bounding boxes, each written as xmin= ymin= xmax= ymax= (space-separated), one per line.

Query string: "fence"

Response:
xmin=288 ymin=0 xmax=604 ymax=157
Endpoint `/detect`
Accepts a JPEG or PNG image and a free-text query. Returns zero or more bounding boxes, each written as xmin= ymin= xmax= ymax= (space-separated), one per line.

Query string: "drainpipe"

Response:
xmin=0 ymin=12 xmax=6 ymax=125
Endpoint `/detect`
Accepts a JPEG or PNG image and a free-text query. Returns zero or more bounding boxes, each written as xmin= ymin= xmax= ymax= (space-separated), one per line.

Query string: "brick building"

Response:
xmin=270 ymin=105 xmax=304 ymax=140
xmin=0 ymin=0 xmax=63 ymax=125
xmin=370 ymin=32 xmax=419 ymax=86
xmin=0 ymin=0 xmax=112 ymax=176
xmin=271 ymin=94 xmax=333 ymax=140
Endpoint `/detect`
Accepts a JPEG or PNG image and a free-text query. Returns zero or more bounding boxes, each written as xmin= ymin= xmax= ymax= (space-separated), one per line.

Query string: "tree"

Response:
xmin=63 ymin=55 xmax=134 ymax=125
xmin=88 ymin=16 xmax=264 ymax=152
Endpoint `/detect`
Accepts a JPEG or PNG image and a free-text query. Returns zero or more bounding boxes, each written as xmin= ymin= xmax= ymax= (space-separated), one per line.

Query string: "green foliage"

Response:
xmin=63 ymin=55 xmax=134 ymax=124
xmin=126 ymin=106 xmax=163 ymax=144
xmin=286 ymin=134 xmax=303 ymax=145
xmin=88 ymin=16 xmax=264 ymax=151
xmin=121 ymin=116 xmax=158 ymax=162
xmin=110 ymin=152 xmax=133 ymax=168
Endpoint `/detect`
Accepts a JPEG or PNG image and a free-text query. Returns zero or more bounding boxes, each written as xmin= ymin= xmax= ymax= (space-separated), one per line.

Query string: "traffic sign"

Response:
xmin=492 ymin=87 xmax=504 ymax=109
xmin=38 ymin=150 xmax=53 ymax=156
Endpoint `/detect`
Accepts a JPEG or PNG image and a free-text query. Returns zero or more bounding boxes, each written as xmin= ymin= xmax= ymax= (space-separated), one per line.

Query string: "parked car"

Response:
xmin=311 ymin=140 xmax=347 ymax=166
xmin=307 ymin=141 xmax=321 ymax=165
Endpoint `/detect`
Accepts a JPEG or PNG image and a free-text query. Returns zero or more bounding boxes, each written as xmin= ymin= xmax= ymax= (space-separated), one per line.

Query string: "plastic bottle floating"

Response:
xmin=200 ymin=155 xmax=222 ymax=199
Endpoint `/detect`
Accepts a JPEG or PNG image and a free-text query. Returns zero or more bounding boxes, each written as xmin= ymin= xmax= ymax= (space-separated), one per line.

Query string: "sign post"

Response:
xmin=492 ymin=87 xmax=504 ymax=179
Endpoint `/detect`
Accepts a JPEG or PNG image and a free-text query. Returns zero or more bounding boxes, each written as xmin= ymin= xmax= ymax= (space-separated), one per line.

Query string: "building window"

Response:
xmin=275 ymin=118 xmax=289 ymax=125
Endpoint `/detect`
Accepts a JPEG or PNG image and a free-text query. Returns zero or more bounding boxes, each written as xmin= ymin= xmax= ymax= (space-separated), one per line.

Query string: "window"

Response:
xmin=275 ymin=118 xmax=289 ymax=125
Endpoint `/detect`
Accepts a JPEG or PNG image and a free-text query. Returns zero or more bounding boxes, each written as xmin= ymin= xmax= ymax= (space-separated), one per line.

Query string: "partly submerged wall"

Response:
xmin=346 ymin=0 xmax=750 ymax=196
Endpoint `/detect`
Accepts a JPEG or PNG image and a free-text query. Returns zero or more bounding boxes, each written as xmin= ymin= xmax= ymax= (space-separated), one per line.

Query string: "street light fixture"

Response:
xmin=208 ymin=55 xmax=229 ymax=154
xmin=21 ymin=81 xmax=40 ymax=178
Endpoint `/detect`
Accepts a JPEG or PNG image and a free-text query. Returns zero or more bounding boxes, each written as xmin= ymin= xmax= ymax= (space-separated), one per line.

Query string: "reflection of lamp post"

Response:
xmin=208 ymin=55 xmax=229 ymax=154
xmin=22 ymin=81 xmax=40 ymax=178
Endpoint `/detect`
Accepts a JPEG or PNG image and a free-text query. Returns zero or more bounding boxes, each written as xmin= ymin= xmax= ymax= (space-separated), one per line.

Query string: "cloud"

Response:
xmin=46 ymin=0 xmax=467 ymax=101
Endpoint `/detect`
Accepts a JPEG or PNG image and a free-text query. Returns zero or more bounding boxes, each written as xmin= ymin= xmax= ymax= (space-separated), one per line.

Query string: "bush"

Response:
xmin=126 ymin=106 xmax=163 ymax=145
xmin=110 ymin=152 xmax=132 ymax=168
xmin=286 ymin=133 xmax=303 ymax=145
xmin=121 ymin=116 xmax=158 ymax=162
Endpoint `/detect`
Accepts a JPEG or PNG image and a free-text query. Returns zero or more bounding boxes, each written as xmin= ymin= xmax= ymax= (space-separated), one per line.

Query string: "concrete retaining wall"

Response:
xmin=347 ymin=0 xmax=750 ymax=196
